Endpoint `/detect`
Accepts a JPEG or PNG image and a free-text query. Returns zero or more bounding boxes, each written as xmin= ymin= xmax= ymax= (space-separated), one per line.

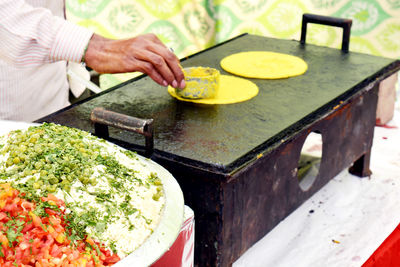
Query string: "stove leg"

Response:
xmin=349 ymin=150 xmax=372 ymax=177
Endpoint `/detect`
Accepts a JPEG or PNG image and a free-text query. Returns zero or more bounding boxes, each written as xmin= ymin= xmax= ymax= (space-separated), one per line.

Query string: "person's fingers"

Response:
xmin=138 ymin=34 xmax=184 ymax=85
xmin=162 ymin=48 xmax=185 ymax=85
xmin=166 ymin=57 xmax=185 ymax=87
xmin=134 ymin=49 xmax=177 ymax=86
xmin=145 ymin=43 xmax=185 ymax=88
xmin=134 ymin=59 xmax=166 ymax=86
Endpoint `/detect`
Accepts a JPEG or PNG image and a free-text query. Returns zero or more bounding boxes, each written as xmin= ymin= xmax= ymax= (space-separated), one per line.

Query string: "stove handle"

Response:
xmin=300 ymin=13 xmax=352 ymax=53
xmin=91 ymin=107 xmax=154 ymax=157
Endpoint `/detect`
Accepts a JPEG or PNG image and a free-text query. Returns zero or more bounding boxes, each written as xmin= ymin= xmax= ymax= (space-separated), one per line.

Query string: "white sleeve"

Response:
xmin=0 ymin=0 xmax=93 ymax=67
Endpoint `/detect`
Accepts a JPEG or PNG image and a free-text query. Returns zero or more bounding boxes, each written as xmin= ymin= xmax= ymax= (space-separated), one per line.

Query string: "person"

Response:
xmin=0 ymin=0 xmax=185 ymax=122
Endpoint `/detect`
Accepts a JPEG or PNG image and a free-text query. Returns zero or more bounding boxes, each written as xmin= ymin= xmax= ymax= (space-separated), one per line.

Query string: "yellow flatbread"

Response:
xmin=168 ymin=75 xmax=258 ymax=104
xmin=220 ymin=51 xmax=308 ymax=79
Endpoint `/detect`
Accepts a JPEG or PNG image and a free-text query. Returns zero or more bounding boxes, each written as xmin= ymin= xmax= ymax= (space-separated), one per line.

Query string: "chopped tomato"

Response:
xmin=0 ymin=183 xmax=120 ymax=266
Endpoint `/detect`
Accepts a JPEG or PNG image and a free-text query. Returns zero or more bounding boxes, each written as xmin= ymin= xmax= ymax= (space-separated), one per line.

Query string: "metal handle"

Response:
xmin=91 ymin=107 xmax=154 ymax=156
xmin=300 ymin=13 xmax=352 ymax=53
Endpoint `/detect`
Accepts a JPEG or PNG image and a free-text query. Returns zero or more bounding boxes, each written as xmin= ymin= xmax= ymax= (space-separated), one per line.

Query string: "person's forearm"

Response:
xmin=0 ymin=0 xmax=93 ymax=67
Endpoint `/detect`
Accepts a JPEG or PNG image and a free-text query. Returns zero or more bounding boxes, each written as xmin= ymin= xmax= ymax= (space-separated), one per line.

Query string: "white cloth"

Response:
xmin=67 ymin=62 xmax=91 ymax=98
xmin=0 ymin=0 xmax=93 ymax=121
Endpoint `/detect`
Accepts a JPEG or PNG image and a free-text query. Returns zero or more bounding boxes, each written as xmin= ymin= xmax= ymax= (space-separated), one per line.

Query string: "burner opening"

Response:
xmin=297 ymin=131 xmax=323 ymax=191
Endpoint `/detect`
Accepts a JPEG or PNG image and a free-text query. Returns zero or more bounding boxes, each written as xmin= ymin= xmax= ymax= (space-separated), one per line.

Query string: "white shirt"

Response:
xmin=0 ymin=0 xmax=93 ymax=121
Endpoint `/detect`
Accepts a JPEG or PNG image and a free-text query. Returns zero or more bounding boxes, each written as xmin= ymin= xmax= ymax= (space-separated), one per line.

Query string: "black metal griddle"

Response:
xmin=38 ymin=14 xmax=400 ymax=267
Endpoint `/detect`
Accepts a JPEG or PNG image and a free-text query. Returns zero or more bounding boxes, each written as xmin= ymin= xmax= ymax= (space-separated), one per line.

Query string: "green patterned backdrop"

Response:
xmin=66 ymin=0 xmax=400 ymax=89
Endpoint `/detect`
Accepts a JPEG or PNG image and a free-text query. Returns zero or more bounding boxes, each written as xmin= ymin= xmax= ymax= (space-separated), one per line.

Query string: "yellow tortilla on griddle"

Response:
xmin=168 ymin=75 xmax=258 ymax=104
xmin=220 ymin=51 xmax=307 ymax=79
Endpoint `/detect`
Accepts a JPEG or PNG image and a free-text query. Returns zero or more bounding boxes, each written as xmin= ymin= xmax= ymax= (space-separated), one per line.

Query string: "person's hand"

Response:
xmin=84 ymin=33 xmax=186 ymax=89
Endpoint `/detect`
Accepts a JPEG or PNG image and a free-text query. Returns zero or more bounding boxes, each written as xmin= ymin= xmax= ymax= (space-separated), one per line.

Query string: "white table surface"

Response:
xmin=234 ymin=107 xmax=400 ymax=267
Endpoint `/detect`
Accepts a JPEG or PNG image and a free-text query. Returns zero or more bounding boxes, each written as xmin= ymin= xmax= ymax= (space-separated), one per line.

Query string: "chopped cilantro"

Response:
xmin=5 ymin=219 xmax=25 ymax=246
xmin=109 ymin=241 xmax=117 ymax=254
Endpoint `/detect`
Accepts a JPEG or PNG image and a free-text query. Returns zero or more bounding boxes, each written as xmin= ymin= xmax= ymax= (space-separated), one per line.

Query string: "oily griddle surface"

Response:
xmin=39 ymin=34 xmax=399 ymax=172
